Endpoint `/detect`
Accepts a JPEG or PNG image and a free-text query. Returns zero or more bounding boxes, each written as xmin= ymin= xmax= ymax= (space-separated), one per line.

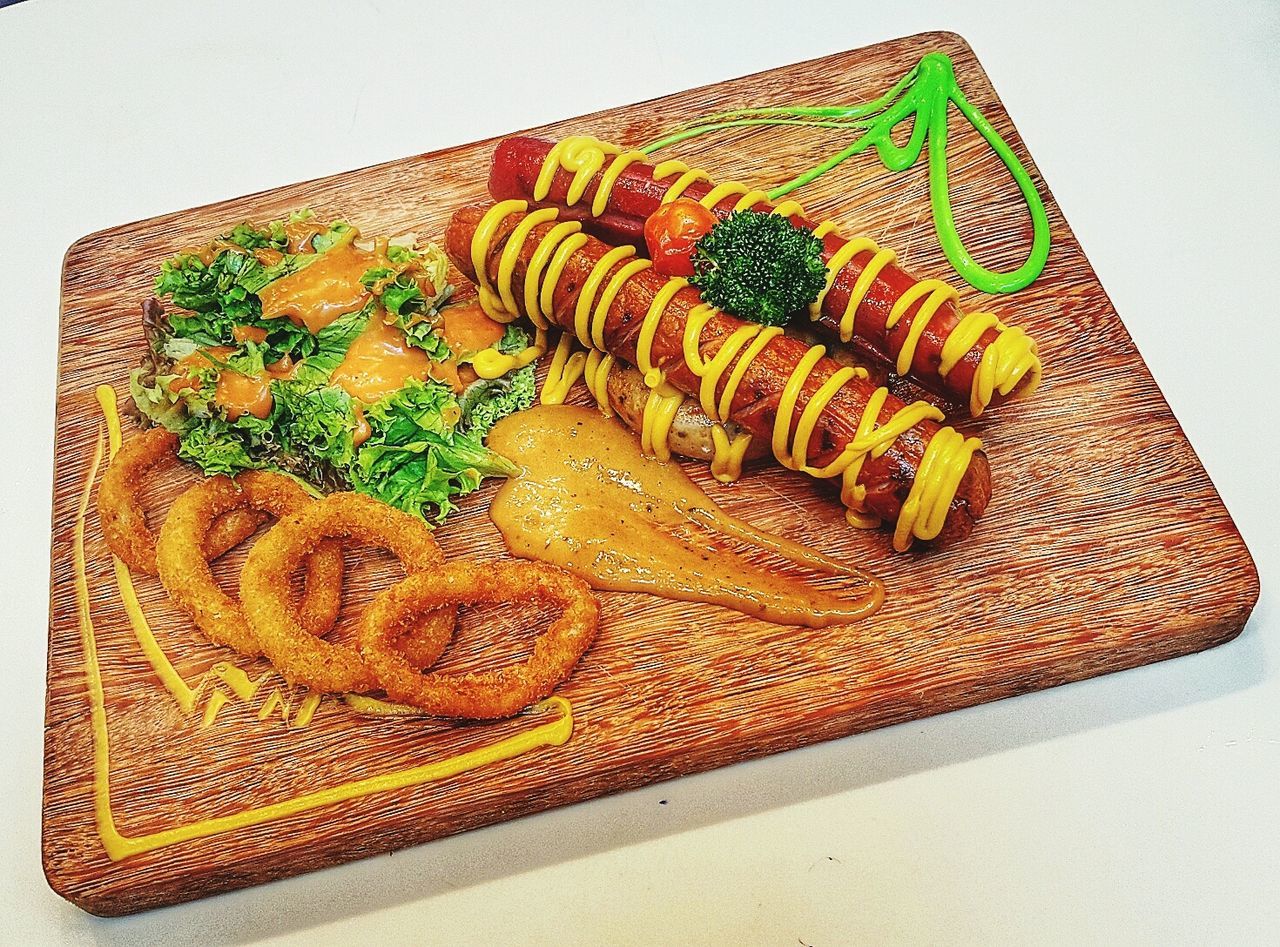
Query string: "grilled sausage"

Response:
xmin=489 ymin=135 xmax=1041 ymax=416
xmin=446 ymin=203 xmax=991 ymax=548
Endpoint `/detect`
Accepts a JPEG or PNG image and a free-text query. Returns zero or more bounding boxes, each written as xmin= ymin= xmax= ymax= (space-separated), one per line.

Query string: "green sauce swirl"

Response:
xmin=641 ymin=52 xmax=1050 ymax=295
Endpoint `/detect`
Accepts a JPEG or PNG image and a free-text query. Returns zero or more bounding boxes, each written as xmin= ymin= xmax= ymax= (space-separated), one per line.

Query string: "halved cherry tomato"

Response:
xmin=643 ymin=198 xmax=718 ymax=277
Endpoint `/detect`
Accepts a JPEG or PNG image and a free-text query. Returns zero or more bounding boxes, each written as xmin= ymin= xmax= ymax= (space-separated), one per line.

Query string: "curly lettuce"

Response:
xmin=457 ymin=326 xmax=536 ymax=437
xmin=176 ymin=412 xmax=273 ymax=477
xmin=359 ymin=242 xmax=454 ymax=361
xmin=289 ymin=308 xmax=370 ymax=387
xmin=136 ymin=213 xmax=529 ymax=524
xmin=349 ymin=379 xmax=518 ymax=523
xmin=155 ymin=250 xmax=315 ymax=361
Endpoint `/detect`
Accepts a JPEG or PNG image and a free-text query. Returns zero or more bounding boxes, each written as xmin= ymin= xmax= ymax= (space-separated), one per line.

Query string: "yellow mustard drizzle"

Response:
xmin=470 ymin=201 xmax=564 ymax=375
xmin=577 ymin=246 xmax=650 ymax=350
xmin=472 ymin=180 xmax=983 ymax=549
xmin=470 ymin=326 xmax=548 ymax=380
xmin=699 ymin=180 xmax=771 ymax=213
xmin=472 ymin=199 xmax=528 ymax=321
xmin=582 ymin=348 xmax=616 ymax=416
xmin=97 ymin=386 xmax=319 ymax=729
xmin=770 ymin=199 xmax=807 ymax=219
xmin=709 ymin=424 xmax=752 ymax=483
xmin=533 ymin=136 xmax=1041 ymax=417
xmin=541 ymin=331 xmax=587 ymax=405
xmin=534 ymin=136 xmax=615 ymax=206
xmin=808 ymin=220 xmax=1041 ymax=416
xmin=640 ymin=382 xmax=685 ymax=463
xmin=75 ymin=389 xmax=575 ymax=861
xmin=475 ymin=186 xmax=700 ymax=467
xmin=343 ymin=694 xmax=436 ymax=716
xmin=525 ymin=220 xmax=584 ymax=328
xmin=497 ymin=208 xmax=560 ymax=316
xmin=653 ymin=159 xmax=711 ymax=203
xmin=638 ymin=277 xmax=687 ymax=384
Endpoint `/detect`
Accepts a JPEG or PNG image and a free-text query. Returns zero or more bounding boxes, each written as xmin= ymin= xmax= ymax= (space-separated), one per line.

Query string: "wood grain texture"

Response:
xmin=42 ymin=31 xmax=1259 ymax=916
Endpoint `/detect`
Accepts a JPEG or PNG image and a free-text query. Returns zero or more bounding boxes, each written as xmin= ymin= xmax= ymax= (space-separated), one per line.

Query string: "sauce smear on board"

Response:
xmin=487 ymin=405 xmax=884 ymax=628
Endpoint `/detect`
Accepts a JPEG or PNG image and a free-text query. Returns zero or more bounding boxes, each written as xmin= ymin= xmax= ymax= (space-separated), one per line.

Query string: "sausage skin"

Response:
xmin=603 ymin=361 xmax=768 ymax=466
xmin=446 ymin=204 xmax=992 ymax=547
xmin=489 ymin=135 xmax=1025 ymax=414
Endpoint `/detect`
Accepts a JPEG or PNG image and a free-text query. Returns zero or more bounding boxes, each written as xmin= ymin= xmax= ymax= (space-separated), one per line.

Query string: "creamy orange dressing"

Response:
xmin=254 ymin=247 xmax=285 ymax=268
xmin=74 ymin=385 xmax=576 ymax=862
xmin=427 ymin=357 xmax=469 ymax=393
xmin=232 ymin=324 xmax=268 ymax=344
xmin=352 ymin=404 xmax=372 ymax=447
xmin=488 ymin=405 xmax=883 ymax=628
xmin=184 ymin=239 xmax=248 ymax=266
xmin=330 ymin=316 xmax=434 ymax=403
xmin=257 ymin=243 xmax=379 ymax=333
xmin=442 ymin=300 xmax=506 ymax=356
xmin=171 ymin=346 xmax=299 ymax=420
xmin=215 ymin=371 xmax=274 ymax=420
xmin=281 ymin=218 xmax=327 ymax=253
xmin=169 ymin=345 xmax=235 ymax=393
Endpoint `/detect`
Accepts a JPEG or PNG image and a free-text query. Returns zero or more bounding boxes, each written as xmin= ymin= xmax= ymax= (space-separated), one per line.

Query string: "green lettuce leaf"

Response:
xmin=272 ymin=381 xmax=361 ymax=472
xmin=396 ymin=316 xmax=451 ymax=362
xmin=349 ymin=378 xmax=518 ymax=522
xmin=129 ymin=367 xmax=193 ymax=433
xmin=176 ymin=412 xmax=273 ymax=477
xmin=457 ymin=326 xmax=536 ymax=437
xmin=225 ymin=221 xmax=279 ymax=251
xmin=291 ymin=308 xmax=371 ymax=386
xmin=359 ymin=242 xmax=454 ymax=359
xmin=311 ymin=221 xmax=355 ymax=254
xmin=156 ymin=249 xmax=316 ymax=361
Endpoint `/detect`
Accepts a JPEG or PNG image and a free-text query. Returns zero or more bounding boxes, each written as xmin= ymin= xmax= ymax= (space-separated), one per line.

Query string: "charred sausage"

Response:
xmin=489 ymin=135 xmax=1041 ymax=416
xmin=446 ymin=203 xmax=991 ymax=548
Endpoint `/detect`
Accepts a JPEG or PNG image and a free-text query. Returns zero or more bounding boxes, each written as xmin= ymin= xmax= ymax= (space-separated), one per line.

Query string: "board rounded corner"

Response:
xmin=62 ymin=227 xmax=115 ymax=278
xmin=911 ymin=29 xmax=979 ymax=58
xmin=41 ymin=839 xmax=117 ymax=918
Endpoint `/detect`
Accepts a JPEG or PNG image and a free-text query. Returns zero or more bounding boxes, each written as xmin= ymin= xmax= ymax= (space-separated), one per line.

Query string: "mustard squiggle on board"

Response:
xmin=469 ymin=202 xmax=982 ymax=550
xmin=72 ymin=396 xmax=575 ymax=860
xmin=530 ymin=135 xmax=1040 ymax=417
xmin=96 ymin=385 xmax=319 ymax=729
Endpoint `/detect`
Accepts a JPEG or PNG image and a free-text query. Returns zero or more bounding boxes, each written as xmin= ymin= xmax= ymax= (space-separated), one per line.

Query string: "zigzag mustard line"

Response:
xmin=96 ymin=384 xmax=318 ymax=729
xmin=75 ymin=390 xmax=575 ymax=861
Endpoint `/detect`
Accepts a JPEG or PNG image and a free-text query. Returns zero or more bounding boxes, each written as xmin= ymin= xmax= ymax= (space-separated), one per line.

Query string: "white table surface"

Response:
xmin=2 ymin=0 xmax=1276 ymax=942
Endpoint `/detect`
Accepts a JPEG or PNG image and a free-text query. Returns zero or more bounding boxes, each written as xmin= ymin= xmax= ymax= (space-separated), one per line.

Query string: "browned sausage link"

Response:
xmin=604 ymin=362 xmax=768 ymax=465
xmin=446 ymin=205 xmax=991 ymax=546
xmin=488 ymin=136 xmax=1011 ymax=411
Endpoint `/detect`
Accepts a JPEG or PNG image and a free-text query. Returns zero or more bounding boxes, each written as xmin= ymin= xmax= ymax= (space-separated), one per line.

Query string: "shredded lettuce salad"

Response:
xmin=130 ymin=210 xmax=534 ymax=523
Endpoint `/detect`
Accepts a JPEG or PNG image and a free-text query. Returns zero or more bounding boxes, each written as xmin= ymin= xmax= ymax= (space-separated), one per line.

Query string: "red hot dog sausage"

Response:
xmin=446 ymin=203 xmax=991 ymax=549
xmin=488 ymin=135 xmax=1041 ymax=416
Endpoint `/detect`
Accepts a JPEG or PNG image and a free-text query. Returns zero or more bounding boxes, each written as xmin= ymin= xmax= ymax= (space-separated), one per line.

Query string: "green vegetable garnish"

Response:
xmin=349 ymin=379 xmax=518 ymax=523
xmin=689 ymin=211 xmax=827 ymax=327
xmin=457 ymin=326 xmax=537 ymax=437
xmin=359 ymin=242 xmax=454 ymax=361
xmin=137 ymin=210 xmax=534 ymax=525
xmin=154 ymin=243 xmax=315 ymax=363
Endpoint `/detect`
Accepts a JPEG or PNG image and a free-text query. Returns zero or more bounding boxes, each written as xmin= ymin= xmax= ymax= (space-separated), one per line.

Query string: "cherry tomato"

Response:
xmin=643 ymin=198 xmax=718 ymax=277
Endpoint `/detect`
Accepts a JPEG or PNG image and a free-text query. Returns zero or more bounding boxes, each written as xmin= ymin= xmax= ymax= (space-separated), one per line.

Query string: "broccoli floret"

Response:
xmin=689 ymin=211 xmax=828 ymax=326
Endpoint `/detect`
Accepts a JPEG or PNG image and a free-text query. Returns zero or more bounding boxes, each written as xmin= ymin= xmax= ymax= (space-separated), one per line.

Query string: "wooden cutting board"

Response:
xmin=42 ymin=31 xmax=1259 ymax=915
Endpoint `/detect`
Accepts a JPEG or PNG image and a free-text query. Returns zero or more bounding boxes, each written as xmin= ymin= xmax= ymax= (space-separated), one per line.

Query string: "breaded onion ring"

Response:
xmin=358 ymin=561 xmax=599 ymax=720
xmin=97 ymin=427 xmax=264 ymax=574
xmin=156 ymin=471 xmax=345 ymax=656
xmin=240 ymin=493 xmax=455 ymax=694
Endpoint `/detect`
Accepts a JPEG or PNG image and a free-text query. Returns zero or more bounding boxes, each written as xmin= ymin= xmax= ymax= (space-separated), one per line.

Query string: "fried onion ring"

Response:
xmin=156 ymin=471 xmax=345 ymax=656
xmin=240 ymin=492 xmax=455 ymax=693
xmin=358 ymin=561 xmax=599 ymax=719
xmin=97 ymin=427 xmax=265 ymax=575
